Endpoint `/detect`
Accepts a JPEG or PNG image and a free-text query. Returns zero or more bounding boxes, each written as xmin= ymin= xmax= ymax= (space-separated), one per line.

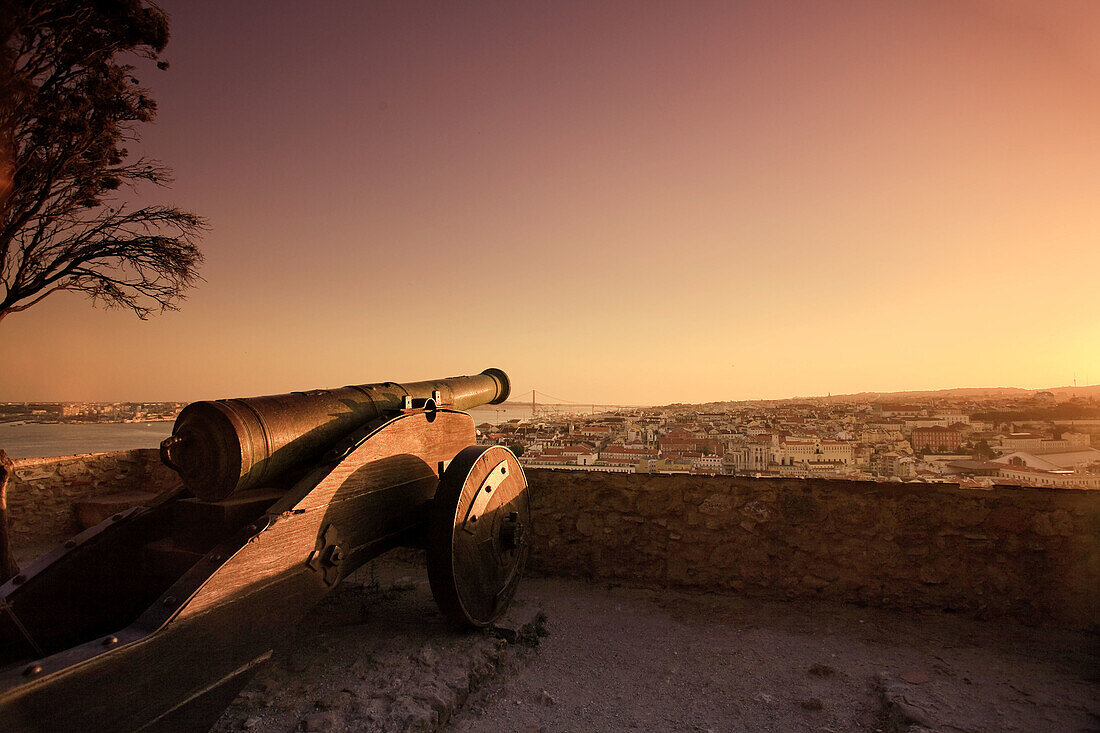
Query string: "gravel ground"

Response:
xmin=453 ymin=578 xmax=1098 ymax=732
xmin=207 ymin=558 xmax=1097 ymax=733
xmin=210 ymin=560 xmax=543 ymax=732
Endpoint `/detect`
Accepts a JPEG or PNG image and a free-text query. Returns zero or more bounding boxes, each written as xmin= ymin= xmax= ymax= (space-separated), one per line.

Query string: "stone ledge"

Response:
xmin=75 ymin=491 xmax=159 ymax=528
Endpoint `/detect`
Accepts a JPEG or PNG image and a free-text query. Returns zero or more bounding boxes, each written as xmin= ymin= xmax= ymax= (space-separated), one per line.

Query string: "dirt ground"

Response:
xmin=210 ymin=558 xmax=1098 ymax=733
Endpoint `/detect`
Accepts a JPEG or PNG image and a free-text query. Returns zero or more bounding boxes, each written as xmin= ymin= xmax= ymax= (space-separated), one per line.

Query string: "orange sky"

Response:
xmin=2 ymin=0 xmax=1098 ymax=404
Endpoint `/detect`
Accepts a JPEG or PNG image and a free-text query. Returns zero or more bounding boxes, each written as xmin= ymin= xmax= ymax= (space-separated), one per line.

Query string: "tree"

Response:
xmin=0 ymin=0 xmax=205 ymax=581
xmin=973 ymin=439 xmax=994 ymax=461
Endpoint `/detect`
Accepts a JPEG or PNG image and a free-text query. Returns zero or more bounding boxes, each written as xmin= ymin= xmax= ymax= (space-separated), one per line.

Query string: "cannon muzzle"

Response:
xmin=161 ymin=368 xmax=510 ymax=501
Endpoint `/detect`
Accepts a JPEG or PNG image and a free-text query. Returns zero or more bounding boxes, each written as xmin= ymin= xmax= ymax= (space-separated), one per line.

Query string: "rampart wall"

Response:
xmin=7 ymin=450 xmax=180 ymax=550
xmin=6 ymin=453 xmax=1097 ymax=628
xmin=525 ymin=470 xmax=1099 ymax=629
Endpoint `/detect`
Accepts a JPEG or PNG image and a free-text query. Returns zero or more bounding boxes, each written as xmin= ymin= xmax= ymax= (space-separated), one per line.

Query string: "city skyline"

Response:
xmin=1 ymin=0 xmax=1098 ymax=404
xmin=4 ymin=381 xmax=1099 ymax=490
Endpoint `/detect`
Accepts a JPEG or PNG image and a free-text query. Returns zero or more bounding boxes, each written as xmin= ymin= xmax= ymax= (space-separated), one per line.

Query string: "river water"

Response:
xmin=0 ymin=421 xmax=175 ymax=459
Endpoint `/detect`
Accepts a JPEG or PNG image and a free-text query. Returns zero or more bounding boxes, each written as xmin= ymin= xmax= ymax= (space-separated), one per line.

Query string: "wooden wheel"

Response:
xmin=426 ymin=445 xmax=530 ymax=627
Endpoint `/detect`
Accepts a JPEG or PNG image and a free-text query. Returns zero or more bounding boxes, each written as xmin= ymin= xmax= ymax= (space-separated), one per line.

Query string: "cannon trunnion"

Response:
xmin=0 ymin=370 xmax=529 ymax=732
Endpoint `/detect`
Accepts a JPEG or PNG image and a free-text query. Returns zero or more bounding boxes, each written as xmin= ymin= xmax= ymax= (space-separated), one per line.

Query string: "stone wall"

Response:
xmin=526 ymin=470 xmax=1100 ymax=629
xmin=7 ymin=450 xmax=180 ymax=550
xmin=7 ymin=453 xmax=1098 ymax=629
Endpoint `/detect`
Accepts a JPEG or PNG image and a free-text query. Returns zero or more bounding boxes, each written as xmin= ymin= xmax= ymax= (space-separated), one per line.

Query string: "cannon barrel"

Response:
xmin=161 ymin=368 xmax=510 ymax=501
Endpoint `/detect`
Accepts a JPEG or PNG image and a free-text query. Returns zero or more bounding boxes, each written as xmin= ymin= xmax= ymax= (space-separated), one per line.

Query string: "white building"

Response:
xmin=693 ymin=455 xmax=723 ymax=473
xmin=996 ymin=466 xmax=1100 ymax=489
xmin=773 ymin=438 xmax=853 ymax=466
xmin=993 ymin=448 xmax=1100 ymax=472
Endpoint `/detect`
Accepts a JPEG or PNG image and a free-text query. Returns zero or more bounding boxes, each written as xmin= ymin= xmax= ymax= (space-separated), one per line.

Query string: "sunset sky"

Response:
xmin=2 ymin=0 xmax=1099 ymax=405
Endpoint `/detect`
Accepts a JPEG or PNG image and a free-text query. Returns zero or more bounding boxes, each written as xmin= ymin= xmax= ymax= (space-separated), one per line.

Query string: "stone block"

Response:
xmin=801 ymin=575 xmax=829 ymax=590
xmin=575 ymin=515 xmax=598 ymax=536
xmin=697 ymin=493 xmax=732 ymax=516
xmin=636 ymin=487 xmax=684 ymax=517
xmin=777 ymin=491 xmax=823 ymax=524
xmin=590 ymin=488 xmax=634 ymax=514
xmin=1031 ymin=510 xmax=1073 ymax=537
xmin=895 ymin=532 xmax=930 ymax=547
xmin=55 ymin=461 xmax=86 ymax=478
xmin=919 ymin=565 xmax=946 ymax=584
xmin=19 ymin=467 xmax=55 ymax=482
xmin=740 ymin=500 xmax=770 ymax=522
xmin=942 ymin=503 xmax=991 ymax=528
xmin=986 ymin=506 xmax=1031 ymax=534
xmin=75 ymin=491 xmax=157 ymax=528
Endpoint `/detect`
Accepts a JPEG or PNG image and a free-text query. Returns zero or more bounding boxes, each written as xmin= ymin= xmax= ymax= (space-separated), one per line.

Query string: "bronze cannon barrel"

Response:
xmin=161 ymin=368 xmax=510 ymax=501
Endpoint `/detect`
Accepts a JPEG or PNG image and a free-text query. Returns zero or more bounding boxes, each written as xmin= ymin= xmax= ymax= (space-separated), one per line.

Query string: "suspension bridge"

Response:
xmin=502 ymin=388 xmax=626 ymax=420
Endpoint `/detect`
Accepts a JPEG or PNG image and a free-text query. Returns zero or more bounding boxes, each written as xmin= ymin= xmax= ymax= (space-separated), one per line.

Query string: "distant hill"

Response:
xmin=654 ymin=383 xmax=1100 ymax=410
xmin=812 ymin=384 xmax=1100 ymax=404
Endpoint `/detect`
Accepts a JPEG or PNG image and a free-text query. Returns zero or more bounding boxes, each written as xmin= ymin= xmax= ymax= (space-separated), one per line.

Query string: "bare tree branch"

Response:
xmin=0 ymin=0 xmax=205 ymax=325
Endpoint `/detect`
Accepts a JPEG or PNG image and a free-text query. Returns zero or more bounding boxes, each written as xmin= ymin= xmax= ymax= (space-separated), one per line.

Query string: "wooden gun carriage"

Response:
xmin=0 ymin=369 xmax=530 ymax=732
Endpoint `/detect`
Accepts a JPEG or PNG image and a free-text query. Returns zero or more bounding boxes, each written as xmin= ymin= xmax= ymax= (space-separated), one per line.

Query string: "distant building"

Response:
xmin=1000 ymin=433 xmax=1043 ymax=452
xmin=905 ymin=417 xmax=952 ymax=430
xmin=655 ymin=457 xmax=693 ymax=474
xmin=996 ymin=465 xmax=1100 ymax=489
xmin=993 ymin=448 xmax=1100 ymax=472
xmin=911 ymin=426 xmax=963 ymax=452
xmin=942 ymin=459 xmax=1002 ymax=477
xmin=773 ymin=438 xmax=853 ymax=466
xmin=527 ymin=445 xmax=598 ymax=466
xmin=692 ymin=455 xmax=722 ymax=474
xmin=879 ymin=405 xmax=922 ymax=418
xmin=874 ymin=451 xmax=914 ymax=478
xmin=599 ymin=444 xmax=659 ymax=463
xmin=573 ymin=425 xmax=612 ymax=439
xmin=1000 ymin=433 xmax=1092 ymax=454
xmin=658 ymin=431 xmax=721 ymax=458
xmin=1063 ymin=432 xmax=1091 ymax=448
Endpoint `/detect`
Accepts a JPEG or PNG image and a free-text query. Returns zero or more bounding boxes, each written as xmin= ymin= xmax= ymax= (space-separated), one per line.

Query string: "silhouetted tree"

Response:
xmin=0 ymin=0 xmax=205 ymax=581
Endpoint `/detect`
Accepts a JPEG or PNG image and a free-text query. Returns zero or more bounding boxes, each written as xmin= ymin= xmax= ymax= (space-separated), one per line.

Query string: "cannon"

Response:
xmin=0 ymin=369 xmax=530 ymax=732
